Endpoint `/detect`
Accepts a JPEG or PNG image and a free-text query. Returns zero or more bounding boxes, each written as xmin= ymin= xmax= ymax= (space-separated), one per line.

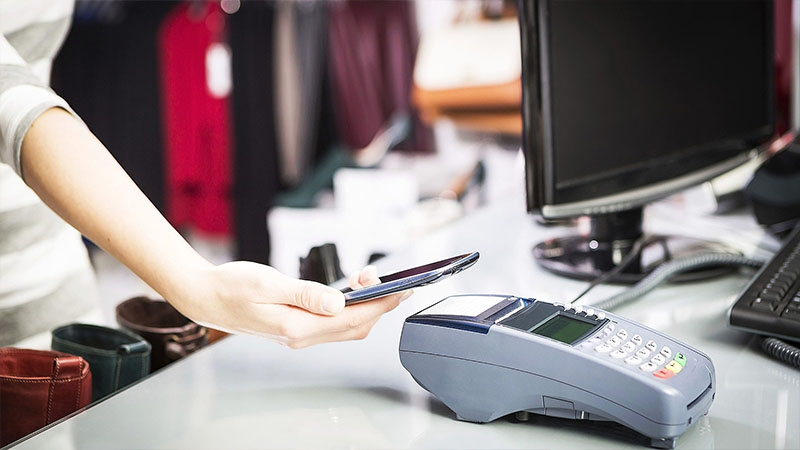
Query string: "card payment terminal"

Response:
xmin=399 ymin=295 xmax=715 ymax=449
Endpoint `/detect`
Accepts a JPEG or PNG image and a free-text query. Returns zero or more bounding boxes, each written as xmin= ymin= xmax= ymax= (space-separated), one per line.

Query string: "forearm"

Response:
xmin=18 ymin=107 xmax=409 ymax=346
xmin=21 ymin=108 xmax=211 ymax=308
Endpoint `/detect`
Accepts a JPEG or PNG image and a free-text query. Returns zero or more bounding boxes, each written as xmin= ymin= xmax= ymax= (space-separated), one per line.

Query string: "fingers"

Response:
xmin=284 ymin=279 xmax=345 ymax=316
xmin=359 ymin=265 xmax=380 ymax=286
xmin=348 ymin=271 xmax=362 ymax=289
xmin=288 ymin=316 xmax=382 ymax=349
xmin=348 ymin=265 xmax=378 ymax=289
xmin=256 ymin=289 xmax=413 ymax=348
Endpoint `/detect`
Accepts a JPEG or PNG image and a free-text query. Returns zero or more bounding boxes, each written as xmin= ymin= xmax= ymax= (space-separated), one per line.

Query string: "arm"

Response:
xmin=21 ymin=108 xmax=409 ymax=347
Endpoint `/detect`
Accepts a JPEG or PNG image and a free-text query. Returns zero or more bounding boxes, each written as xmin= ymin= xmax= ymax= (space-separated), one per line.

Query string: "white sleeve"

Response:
xmin=0 ymin=33 xmax=80 ymax=178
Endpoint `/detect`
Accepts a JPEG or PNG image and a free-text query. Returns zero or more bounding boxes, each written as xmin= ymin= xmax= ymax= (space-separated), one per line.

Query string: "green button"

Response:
xmin=674 ymin=352 xmax=687 ymax=366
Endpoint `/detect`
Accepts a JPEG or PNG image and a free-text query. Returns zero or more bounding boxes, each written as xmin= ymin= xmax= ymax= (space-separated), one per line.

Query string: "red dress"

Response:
xmin=159 ymin=2 xmax=233 ymax=235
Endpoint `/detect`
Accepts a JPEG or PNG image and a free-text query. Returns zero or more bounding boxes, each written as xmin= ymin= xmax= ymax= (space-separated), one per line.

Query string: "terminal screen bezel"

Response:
xmin=500 ymin=303 xmax=603 ymax=345
xmin=529 ymin=314 xmax=597 ymax=344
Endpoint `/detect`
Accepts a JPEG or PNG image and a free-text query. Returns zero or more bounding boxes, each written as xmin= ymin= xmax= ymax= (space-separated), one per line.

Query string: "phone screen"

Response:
xmin=377 ymin=254 xmax=474 ymax=283
xmin=342 ymin=252 xmax=479 ymax=304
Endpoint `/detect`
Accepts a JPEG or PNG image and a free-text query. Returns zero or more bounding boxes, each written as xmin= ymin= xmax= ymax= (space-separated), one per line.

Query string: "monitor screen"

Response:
xmin=522 ymin=0 xmax=774 ymax=217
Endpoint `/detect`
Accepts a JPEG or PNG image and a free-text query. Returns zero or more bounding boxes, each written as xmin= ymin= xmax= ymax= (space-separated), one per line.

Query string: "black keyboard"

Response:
xmin=729 ymin=223 xmax=800 ymax=342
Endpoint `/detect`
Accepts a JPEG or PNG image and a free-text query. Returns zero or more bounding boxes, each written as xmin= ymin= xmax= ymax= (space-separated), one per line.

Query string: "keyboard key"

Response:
xmin=751 ymin=297 xmax=778 ymax=311
xmin=776 ymin=271 xmax=794 ymax=280
xmin=781 ymin=309 xmax=800 ymax=321
xmin=768 ymin=281 xmax=791 ymax=294
xmin=761 ymin=289 xmax=783 ymax=303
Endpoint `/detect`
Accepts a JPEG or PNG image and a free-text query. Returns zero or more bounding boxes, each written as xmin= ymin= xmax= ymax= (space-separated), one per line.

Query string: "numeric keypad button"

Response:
xmin=621 ymin=342 xmax=636 ymax=353
xmin=595 ymin=344 xmax=613 ymax=353
xmin=610 ymin=349 xmax=628 ymax=359
xmin=625 ymin=356 xmax=642 ymax=365
xmin=640 ymin=362 xmax=658 ymax=372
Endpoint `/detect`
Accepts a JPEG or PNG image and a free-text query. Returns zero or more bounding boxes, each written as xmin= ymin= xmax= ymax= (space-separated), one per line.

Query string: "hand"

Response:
xmin=18 ymin=109 xmax=410 ymax=347
xmin=173 ymin=262 xmax=412 ymax=348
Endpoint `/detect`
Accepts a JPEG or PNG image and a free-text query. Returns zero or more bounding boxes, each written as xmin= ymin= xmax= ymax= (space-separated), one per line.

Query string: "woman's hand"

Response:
xmin=21 ymin=109 xmax=409 ymax=348
xmin=173 ymin=262 xmax=411 ymax=348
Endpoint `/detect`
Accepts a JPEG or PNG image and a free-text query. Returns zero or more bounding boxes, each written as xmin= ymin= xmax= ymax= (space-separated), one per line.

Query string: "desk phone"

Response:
xmin=399 ymin=295 xmax=715 ymax=449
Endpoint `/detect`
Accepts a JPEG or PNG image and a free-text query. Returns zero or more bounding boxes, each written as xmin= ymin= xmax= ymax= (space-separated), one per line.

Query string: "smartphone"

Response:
xmin=342 ymin=252 xmax=480 ymax=305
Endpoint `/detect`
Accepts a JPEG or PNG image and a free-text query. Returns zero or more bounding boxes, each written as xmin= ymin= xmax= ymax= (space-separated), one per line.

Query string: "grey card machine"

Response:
xmin=399 ymin=295 xmax=715 ymax=449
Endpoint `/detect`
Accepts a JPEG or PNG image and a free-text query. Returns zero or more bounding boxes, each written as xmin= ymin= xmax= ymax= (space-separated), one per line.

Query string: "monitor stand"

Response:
xmin=532 ymin=207 xmax=738 ymax=284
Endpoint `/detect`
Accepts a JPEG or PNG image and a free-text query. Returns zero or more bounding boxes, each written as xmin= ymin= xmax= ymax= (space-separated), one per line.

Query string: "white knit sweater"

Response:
xmin=0 ymin=0 xmax=93 ymax=315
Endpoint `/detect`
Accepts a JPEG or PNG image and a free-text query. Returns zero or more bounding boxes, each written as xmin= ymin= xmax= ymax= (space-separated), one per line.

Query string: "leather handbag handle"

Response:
xmin=52 ymin=355 xmax=86 ymax=379
xmin=164 ymin=328 xmax=208 ymax=361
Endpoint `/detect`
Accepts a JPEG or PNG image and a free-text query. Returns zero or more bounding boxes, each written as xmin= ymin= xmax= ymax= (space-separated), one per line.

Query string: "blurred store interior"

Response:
xmin=49 ymin=0 xmax=527 ymax=320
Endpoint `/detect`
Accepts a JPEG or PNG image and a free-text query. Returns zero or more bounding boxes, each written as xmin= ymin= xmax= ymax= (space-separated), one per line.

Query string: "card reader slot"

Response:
xmin=482 ymin=298 xmax=529 ymax=323
xmin=686 ymin=382 xmax=712 ymax=410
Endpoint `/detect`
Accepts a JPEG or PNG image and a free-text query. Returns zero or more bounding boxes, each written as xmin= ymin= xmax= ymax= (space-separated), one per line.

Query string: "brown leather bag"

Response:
xmin=115 ymin=297 xmax=209 ymax=371
xmin=0 ymin=348 xmax=92 ymax=446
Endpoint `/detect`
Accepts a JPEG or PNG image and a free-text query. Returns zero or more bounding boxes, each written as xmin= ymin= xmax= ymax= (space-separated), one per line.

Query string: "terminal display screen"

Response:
xmin=530 ymin=315 xmax=595 ymax=344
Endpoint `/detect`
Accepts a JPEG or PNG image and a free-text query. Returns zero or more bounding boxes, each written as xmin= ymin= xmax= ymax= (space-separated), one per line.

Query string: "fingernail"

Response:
xmin=400 ymin=290 xmax=413 ymax=301
xmin=322 ymin=293 xmax=344 ymax=314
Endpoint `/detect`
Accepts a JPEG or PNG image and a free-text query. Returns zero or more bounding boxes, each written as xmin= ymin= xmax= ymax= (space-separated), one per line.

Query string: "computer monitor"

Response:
xmin=520 ymin=0 xmax=775 ymax=282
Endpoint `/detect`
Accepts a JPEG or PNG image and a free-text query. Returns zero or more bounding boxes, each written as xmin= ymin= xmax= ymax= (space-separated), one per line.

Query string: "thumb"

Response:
xmin=288 ymin=279 xmax=345 ymax=315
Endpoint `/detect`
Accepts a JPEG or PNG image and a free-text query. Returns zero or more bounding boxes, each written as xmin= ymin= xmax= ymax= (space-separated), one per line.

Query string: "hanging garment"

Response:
xmin=159 ymin=2 xmax=233 ymax=235
xmin=327 ymin=1 xmax=433 ymax=154
xmin=273 ymin=0 xmax=328 ymax=185
xmin=229 ymin=2 xmax=281 ymax=263
xmin=51 ymin=1 xmax=175 ymax=213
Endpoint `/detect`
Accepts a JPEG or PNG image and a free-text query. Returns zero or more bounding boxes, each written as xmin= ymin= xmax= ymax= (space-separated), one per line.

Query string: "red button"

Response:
xmin=653 ymin=368 xmax=674 ymax=379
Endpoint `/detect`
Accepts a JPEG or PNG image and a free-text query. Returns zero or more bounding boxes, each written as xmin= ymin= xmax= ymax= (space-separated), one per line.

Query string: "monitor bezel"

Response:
xmin=521 ymin=0 xmax=776 ymax=219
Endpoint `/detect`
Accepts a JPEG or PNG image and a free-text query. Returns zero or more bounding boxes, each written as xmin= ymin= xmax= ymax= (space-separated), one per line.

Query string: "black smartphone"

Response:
xmin=342 ymin=252 xmax=480 ymax=305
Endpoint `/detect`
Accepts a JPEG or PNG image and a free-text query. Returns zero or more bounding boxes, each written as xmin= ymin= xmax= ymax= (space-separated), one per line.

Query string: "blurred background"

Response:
xmin=47 ymin=0 xmax=796 ymax=321
xmin=51 ymin=0 xmax=528 ymax=315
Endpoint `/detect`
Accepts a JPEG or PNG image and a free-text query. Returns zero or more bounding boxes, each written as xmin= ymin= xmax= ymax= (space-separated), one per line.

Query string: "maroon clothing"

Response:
xmin=328 ymin=1 xmax=432 ymax=153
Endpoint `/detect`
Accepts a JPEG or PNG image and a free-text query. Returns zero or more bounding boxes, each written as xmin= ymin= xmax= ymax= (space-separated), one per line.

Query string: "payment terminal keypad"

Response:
xmin=584 ymin=322 xmax=689 ymax=380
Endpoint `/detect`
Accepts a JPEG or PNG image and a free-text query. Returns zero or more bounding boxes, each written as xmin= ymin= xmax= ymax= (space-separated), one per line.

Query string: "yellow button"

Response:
xmin=665 ymin=361 xmax=683 ymax=374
